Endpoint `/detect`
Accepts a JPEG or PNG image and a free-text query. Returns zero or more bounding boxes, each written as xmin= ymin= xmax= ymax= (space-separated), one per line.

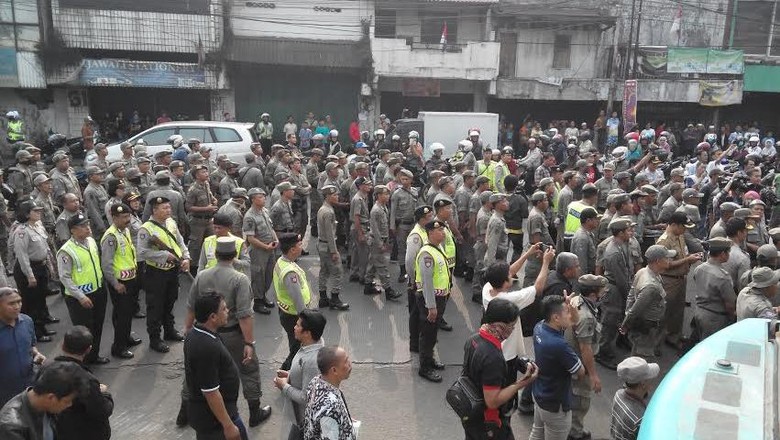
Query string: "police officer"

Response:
xmin=483 ymin=193 xmax=509 ymax=268
xmin=316 ymin=186 xmax=349 ymax=311
xmin=523 ymin=191 xmax=553 ymax=287
xmin=288 ymin=156 xmax=311 ymax=238
xmin=185 ymin=236 xmax=272 ymax=427
xmin=306 ymin=148 xmax=324 ymax=236
xmin=198 ymin=212 xmax=250 ymax=276
xmin=432 ymin=198 xmax=457 ymax=332
xmin=406 ymin=206 xmax=434 ymax=354
xmin=50 ymin=153 xmax=82 ymax=206
xmin=736 ymin=267 xmax=780 ymax=320
xmin=570 ymin=207 xmax=600 ymax=275
xmin=57 ymin=213 xmax=109 ymax=364
xmin=185 ymin=164 xmax=218 ymax=273
xmin=390 ymin=170 xmax=417 ymax=283
xmin=83 ymin=166 xmax=109 ymax=239
xmin=8 ymin=149 xmax=34 ymax=200
xmin=710 ymin=202 xmax=739 ymax=239
xmin=594 ymin=162 xmax=618 ymax=212
xmin=273 ymin=233 xmax=313 ymax=371
xmin=100 ymin=203 xmax=142 ymax=359
xmin=270 ymin=181 xmax=296 ymax=235
xmin=54 ymin=193 xmax=80 ymax=248
xmin=219 ymin=161 xmax=240 ymax=204
xmin=415 ymin=220 xmax=450 ymax=383
xmin=596 ymin=217 xmax=635 ymax=370
xmin=566 ymin=274 xmax=608 ymax=440
xmin=216 ymin=188 xmax=248 ymax=237
xmin=136 ymin=156 xmax=154 ymax=201
xmin=13 ymin=201 xmax=54 ymax=342
xmin=471 ymin=191 xmax=494 ymax=303
xmin=349 ymin=177 xmax=372 ymax=285
xmin=239 ymin=152 xmax=265 ymax=192
xmin=691 ymin=237 xmax=736 ymax=341
xmin=621 ymin=245 xmax=675 ymax=361
xmin=243 ymin=188 xmax=278 ymax=315
xmin=143 ymin=170 xmax=186 ymax=224
xmin=454 ymin=170 xmax=476 ymax=277
xmin=366 ymin=185 xmax=401 ymax=301
xmin=137 ymin=196 xmax=191 ymax=353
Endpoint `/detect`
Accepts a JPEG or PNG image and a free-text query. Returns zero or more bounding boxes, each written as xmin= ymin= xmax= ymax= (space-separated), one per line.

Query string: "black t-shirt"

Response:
xmin=463 ymin=330 xmax=511 ymax=425
xmin=184 ymin=325 xmax=240 ymax=432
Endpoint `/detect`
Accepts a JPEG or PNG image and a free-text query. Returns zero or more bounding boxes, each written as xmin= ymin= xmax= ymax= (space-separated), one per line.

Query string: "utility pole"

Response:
xmin=624 ymin=0 xmax=638 ymax=79
xmin=606 ymin=14 xmax=624 ymax=115
xmin=631 ymin=0 xmax=644 ymax=79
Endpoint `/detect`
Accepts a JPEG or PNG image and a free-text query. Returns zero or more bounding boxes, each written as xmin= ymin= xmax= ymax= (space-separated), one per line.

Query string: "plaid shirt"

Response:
xmin=534 ymin=165 xmax=551 ymax=187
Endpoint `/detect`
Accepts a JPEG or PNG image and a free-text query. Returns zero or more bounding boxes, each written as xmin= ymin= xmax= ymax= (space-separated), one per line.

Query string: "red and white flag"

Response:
xmin=440 ymin=21 xmax=448 ymax=46
xmin=669 ymin=6 xmax=682 ymax=42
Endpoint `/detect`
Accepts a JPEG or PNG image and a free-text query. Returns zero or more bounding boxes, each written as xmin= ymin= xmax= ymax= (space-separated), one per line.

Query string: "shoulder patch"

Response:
xmin=423 ymin=256 xmax=433 ymax=268
xmin=289 ymin=273 xmax=298 ymax=284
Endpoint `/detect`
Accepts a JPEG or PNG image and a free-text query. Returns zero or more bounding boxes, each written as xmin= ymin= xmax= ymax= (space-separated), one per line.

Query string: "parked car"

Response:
xmin=106 ymin=121 xmax=258 ymax=164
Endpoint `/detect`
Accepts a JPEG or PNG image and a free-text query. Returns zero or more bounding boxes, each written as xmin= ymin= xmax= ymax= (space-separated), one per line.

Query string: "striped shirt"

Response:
xmin=610 ymin=388 xmax=646 ymax=440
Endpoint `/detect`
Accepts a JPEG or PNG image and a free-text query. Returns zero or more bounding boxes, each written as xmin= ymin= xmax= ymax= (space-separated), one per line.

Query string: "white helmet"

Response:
xmin=5 ymin=111 xmax=19 ymax=119
xmin=167 ymin=134 xmax=184 ymax=148
xmin=329 ymin=129 xmax=339 ymax=137
xmin=430 ymin=142 xmax=445 ymax=153
xmin=312 ymin=133 xmax=325 ymax=141
xmin=392 ymin=134 xmax=400 ymax=141
xmin=612 ymin=146 xmax=628 ymax=157
xmin=458 ymin=139 xmax=473 ymax=152
xmin=749 ymin=135 xmax=760 ymax=143
xmin=491 ymin=149 xmax=501 ymax=156
xmin=408 ymin=130 xmax=419 ymax=139
xmin=374 ymin=129 xmax=385 ymax=137
xmin=260 ymin=112 xmax=270 ymax=118
xmin=469 ymin=130 xmax=480 ymax=137
xmin=135 ymin=138 xmax=146 ymax=147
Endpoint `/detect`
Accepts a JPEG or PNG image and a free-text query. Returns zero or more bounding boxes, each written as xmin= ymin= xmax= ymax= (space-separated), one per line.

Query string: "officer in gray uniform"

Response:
xmin=316 ymin=185 xmax=349 ymax=311
xmin=49 ymin=152 xmax=82 ymax=206
xmin=243 ymin=188 xmax=278 ymax=315
xmin=219 ymin=161 xmax=240 ymax=204
xmin=736 ymin=266 xmax=780 ymax=320
xmin=566 ymin=274 xmax=608 ymax=440
xmin=33 ymin=175 xmax=57 ymax=235
xmin=483 ymin=193 xmax=509 ymax=267
xmin=622 ymin=245 xmax=674 ymax=361
xmin=691 ymin=237 xmax=737 ymax=341
xmin=54 ymin=193 xmax=80 ymax=247
xmin=8 ymin=149 xmax=34 ymax=200
xmin=185 ymin=165 xmax=218 ymax=274
xmin=239 ymin=152 xmax=265 ymax=192
xmin=471 ymin=191 xmax=493 ymax=302
xmin=185 ymin=236 xmax=271 ymax=427
xmin=216 ymin=188 xmax=248 ymax=237
xmin=305 ymin=149 xmax=324 ymax=236
xmin=570 ymin=207 xmax=600 ymax=275
xmin=524 ymin=191 xmax=553 ymax=287
xmin=390 ymin=169 xmax=417 ymax=282
xmin=738 ymin=244 xmax=778 ymax=291
xmin=136 ymin=157 xmax=154 ymax=201
xmin=596 ymin=217 xmax=635 ymax=370
xmin=366 ymin=185 xmax=402 ymax=301
xmin=709 ymin=202 xmax=739 ymax=239
xmin=13 ymin=201 xmax=53 ymax=341
xmin=270 ymin=181 xmax=296 ymax=235
xmin=349 ymin=177 xmax=372 ymax=285
xmin=83 ymin=166 xmax=109 ymax=239
xmin=142 ymin=170 xmax=186 ymax=224
xmin=406 ymin=205 xmax=434 ymax=352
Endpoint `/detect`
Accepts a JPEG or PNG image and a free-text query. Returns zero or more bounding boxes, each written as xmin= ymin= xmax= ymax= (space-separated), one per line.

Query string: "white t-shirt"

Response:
xmin=482 ymin=283 xmax=536 ymax=360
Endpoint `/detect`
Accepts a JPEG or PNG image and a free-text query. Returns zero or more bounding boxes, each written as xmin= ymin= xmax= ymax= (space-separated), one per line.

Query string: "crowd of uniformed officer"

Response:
xmin=4 ymin=122 xmax=780 ymax=435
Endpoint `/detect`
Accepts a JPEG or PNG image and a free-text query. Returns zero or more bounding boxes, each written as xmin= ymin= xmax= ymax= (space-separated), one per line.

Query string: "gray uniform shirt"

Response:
xmin=369 ymin=202 xmax=390 ymax=246
xmin=216 ymin=201 xmax=245 ymax=237
xmin=484 ymin=211 xmax=508 ymax=266
xmin=219 ymin=175 xmax=238 ymax=204
xmin=13 ymin=223 xmax=49 ymax=278
xmin=594 ymin=177 xmax=617 ymax=210
xmin=736 ymin=287 xmax=777 ymax=321
xmin=188 ymin=262 xmax=253 ymax=327
xmin=269 ymin=199 xmax=295 ymax=233
xmin=83 ymin=182 xmax=109 ymax=232
xmin=691 ymin=260 xmax=736 ymax=314
xmin=570 ymin=227 xmax=597 ymax=275
xmin=50 ymin=168 xmax=82 ymax=204
xmin=624 ymin=267 xmax=666 ymax=323
xmin=350 ymin=193 xmax=370 ymax=232
xmin=55 ymin=210 xmax=78 ymax=246
xmin=243 ymin=206 xmax=276 ymax=243
xmin=317 ymin=203 xmax=339 ymax=254
xmin=390 ymin=187 xmax=416 ymax=225
xmin=142 ymin=186 xmax=186 ymax=223
xmin=723 ymin=244 xmax=751 ymax=293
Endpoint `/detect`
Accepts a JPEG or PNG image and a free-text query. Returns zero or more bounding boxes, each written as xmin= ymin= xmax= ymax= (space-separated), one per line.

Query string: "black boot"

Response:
xmin=397 ymin=265 xmax=407 ymax=283
xmin=464 ymin=267 xmax=474 ymax=282
xmin=175 ymin=399 xmax=188 ymax=427
xmin=248 ymin=400 xmax=272 ymax=427
xmin=385 ymin=286 xmax=402 ymax=301
xmin=329 ymin=293 xmax=350 ymax=311
xmin=318 ymin=291 xmax=330 ymax=308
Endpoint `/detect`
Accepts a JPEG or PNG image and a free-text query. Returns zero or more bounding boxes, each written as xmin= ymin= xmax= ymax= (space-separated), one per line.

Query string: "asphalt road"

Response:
xmin=31 ymin=246 xmax=681 ymax=440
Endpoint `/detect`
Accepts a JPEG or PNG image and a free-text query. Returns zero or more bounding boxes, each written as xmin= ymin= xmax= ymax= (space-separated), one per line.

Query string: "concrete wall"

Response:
xmin=514 ymin=28 xmax=605 ymax=79
xmin=232 ymin=0 xmax=373 ymax=41
xmin=618 ymin=0 xmax=727 ymax=47
xmin=51 ymin=0 xmax=223 ymax=53
xmin=495 ymin=78 xmax=715 ymax=103
xmin=0 ymin=88 xmax=76 ymax=143
xmin=372 ymin=38 xmax=500 ymax=80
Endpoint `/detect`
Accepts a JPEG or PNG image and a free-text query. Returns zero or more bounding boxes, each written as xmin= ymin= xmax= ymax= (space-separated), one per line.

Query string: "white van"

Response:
xmin=106 ymin=121 xmax=257 ymax=164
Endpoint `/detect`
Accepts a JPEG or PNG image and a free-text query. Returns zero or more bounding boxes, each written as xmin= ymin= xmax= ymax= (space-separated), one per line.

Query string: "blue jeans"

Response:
xmin=195 ymin=414 xmax=249 ymax=440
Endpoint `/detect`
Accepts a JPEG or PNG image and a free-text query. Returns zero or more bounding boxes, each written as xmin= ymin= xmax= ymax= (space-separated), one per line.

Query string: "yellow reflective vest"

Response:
xmin=60 ymin=237 xmax=103 ymax=295
xmin=143 ymin=218 xmax=182 ymax=270
xmin=101 ymin=225 xmax=137 ymax=280
xmin=273 ymin=257 xmax=311 ymax=316
xmin=202 ymin=233 xmax=245 ymax=270
xmin=414 ymin=244 xmax=450 ymax=296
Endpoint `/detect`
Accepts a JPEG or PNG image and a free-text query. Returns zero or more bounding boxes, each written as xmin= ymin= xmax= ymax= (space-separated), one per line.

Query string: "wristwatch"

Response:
xmin=244 ymin=341 xmax=256 ymax=347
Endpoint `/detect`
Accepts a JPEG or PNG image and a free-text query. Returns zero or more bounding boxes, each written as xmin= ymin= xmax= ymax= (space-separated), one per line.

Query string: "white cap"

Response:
xmin=469 ymin=130 xmax=480 ymax=137
xmin=329 ymin=129 xmax=339 ymax=137
xmin=430 ymin=142 xmax=445 ymax=151
xmin=617 ymin=356 xmax=660 ymax=384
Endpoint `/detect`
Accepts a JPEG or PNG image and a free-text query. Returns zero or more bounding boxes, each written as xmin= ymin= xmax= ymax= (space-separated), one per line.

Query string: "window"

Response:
xmin=178 ymin=127 xmax=214 ymax=143
xmin=139 ymin=128 xmax=175 ymax=146
xmin=212 ymin=127 xmax=241 ymax=143
xmin=553 ymin=35 xmax=571 ymax=69
xmin=420 ymin=13 xmax=458 ymax=44
xmin=375 ymin=9 xmax=396 ymax=38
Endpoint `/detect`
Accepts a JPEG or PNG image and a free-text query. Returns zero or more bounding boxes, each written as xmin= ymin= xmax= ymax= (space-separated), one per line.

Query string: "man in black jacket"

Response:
xmin=53 ymin=326 xmax=114 ymax=440
xmin=504 ymin=175 xmax=529 ymax=264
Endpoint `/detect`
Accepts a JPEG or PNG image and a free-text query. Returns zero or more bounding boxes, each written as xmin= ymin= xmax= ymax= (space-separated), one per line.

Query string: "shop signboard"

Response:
xmin=79 ymin=59 xmax=207 ymax=89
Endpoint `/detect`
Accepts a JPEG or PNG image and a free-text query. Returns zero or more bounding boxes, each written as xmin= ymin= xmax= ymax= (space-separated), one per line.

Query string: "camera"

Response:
xmin=537 ymin=243 xmax=548 ymax=252
xmin=516 ymin=357 xmax=533 ymax=374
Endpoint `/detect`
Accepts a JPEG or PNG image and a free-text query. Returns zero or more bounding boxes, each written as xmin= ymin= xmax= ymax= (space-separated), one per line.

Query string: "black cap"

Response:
xmin=109 ymin=203 xmax=131 ymax=216
xmin=149 ymin=196 xmax=170 ymax=207
xmin=668 ymin=211 xmax=695 ymax=228
xmin=415 ymin=205 xmax=433 ymax=222
xmin=433 ymin=199 xmax=453 ymax=209
xmin=481 ymin=298 xmax=520 ymax=324
xmin=354 ymin=176 xmax=371 ymax=187
xmin=278 ymin=232 xmax=302 ymax=251
xmin=424 ymin=220 xmax=446 ymax=231
xmin=67 ymin=213 xmax=90 ymax=229
xmin=212 ymin=212 xmax=232 ymax=227
xmin=580 ymin=207 xmax=600 ymax=222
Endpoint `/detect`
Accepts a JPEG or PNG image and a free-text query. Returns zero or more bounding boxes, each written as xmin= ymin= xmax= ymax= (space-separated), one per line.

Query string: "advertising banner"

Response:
xmin=623 ymin=80 xmax=637 ymax=130
xmin=79 ymin=58 xmax=207 ymax=89
xmin=667 ymin=48 xmax=744 ymax=74
xmin=699 ymin=80 xmax=743 ymax=106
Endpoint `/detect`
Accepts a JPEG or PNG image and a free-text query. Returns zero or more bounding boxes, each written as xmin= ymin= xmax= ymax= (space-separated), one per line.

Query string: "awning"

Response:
xmin=228 ymin=38 xmax=366 ymax=69
xmin=744 ymin=64 xmax=780 ymax=93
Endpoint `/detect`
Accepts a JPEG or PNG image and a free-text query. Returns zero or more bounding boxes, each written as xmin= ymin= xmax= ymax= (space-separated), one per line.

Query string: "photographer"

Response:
xmin=461 ymin=298 xmax=538 ymax=440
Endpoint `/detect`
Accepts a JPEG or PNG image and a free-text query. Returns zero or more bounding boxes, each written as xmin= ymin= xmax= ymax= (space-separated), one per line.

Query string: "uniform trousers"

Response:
xmin=249 ymin=249 xmax=275 ymax=302
xmin=692 ymin=307 xmax=731 ymax=342
xmin=317 ymin=244 xmax=343 ymax=295
xmin=408 ymin=288 xmax=420 ymax=352
xmin=144 ymin=266 xmax=179 ymax=340
xmin=292 ymin=198 xmax=308 ymax=238
xmin=395 ymin=222 xmax=413 ymax=268
xmin=508 ymin=232 xmax=524 ymax=264
xmin=187 ymin=218 xmax=213 ymax=275
xmin=310 ymin=198 xmax=323 ymax=236
xmin=108 ymin=278 xmax=138 ymax=352
xmin=569 ymin=382 xmax=592 ymax=438
xmin=417 ymin=294 xmax=447 ymax=370
xmin=457 ymin=229 xmax=474 ymax=271
xmin=628 ymin=321 xmax=661 ymax=361
xmin=350 ymin=230 xmax=370 ymax=281
xmin=660 ymin=275 xmax=686 ymax=344
xmin=279 ymin=309 xmax=300 ymax=371
xmin=365 ymin=241 xmax=390 ymax=289
xmin=14 ymin=261 xmax=49 ymax=336
xmin=597 ymin=308 xmax=623 ymax=362
xmin=64 ymin=288 xmax=108 ymax=362
xmin=472 ymin=240 xmax=487 ymax=297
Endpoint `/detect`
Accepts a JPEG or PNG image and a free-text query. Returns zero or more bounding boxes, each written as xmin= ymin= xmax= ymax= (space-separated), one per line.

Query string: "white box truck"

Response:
xmin=394 ymin=112 xmax=499 ymax=160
